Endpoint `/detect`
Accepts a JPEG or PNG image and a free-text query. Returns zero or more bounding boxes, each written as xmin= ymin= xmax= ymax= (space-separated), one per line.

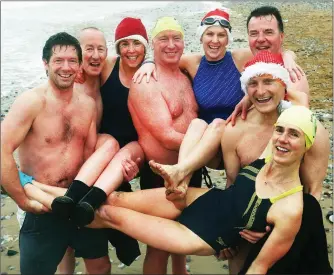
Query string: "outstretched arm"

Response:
xmin=133 ymin=53 xmax=202 ymax=83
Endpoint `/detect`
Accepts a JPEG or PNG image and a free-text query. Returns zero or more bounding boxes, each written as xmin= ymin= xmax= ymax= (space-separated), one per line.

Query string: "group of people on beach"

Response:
xmin=1 ymin=4 xmax=333 ymax=275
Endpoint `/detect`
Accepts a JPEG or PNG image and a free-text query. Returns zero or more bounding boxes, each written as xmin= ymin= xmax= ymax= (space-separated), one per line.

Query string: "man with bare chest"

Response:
xmin=1 ymin=32 xmax=110 ymax=274
xmin=221 ymin=51 xmax=330 ymax=274
xmin=128 ymin=17 xmax=199 ymax=274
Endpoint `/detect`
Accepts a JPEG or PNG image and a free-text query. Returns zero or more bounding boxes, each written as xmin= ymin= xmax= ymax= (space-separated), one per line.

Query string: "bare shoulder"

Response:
xmin=231 ymin=48 xmax=253 ymax=71
xmin=77 ymin=90 xmax=95 ymax=105
xmin=180 ymin=53 xmax=202 ymax=77
xmin=270 ymin=193 xmax=303 ymax=223
xmin=106 ymin=55 xmax=118 ymax=66
xmin=14 ymin=84 xmax=46 ymax=109
xmin=181 ymin=53 xmax=202 ymax=65
xmin=101 ymin=55 xmax=118 ymax=85
xmin=129 ymin=79 xmax=158 ymax=100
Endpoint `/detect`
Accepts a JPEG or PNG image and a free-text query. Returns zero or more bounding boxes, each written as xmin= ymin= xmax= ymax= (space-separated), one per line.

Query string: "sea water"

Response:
xmin=0 ymin=1 xmax=171 ymax=97
xmin=1 ymin=1 xmax=227 ymax=98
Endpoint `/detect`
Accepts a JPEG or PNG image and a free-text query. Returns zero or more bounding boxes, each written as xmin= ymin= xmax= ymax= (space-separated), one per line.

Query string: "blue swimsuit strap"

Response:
xmin=19 ymin=170 xmax=34 ymax=187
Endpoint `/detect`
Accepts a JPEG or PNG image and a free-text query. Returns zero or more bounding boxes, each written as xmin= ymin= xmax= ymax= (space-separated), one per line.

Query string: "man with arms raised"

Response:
xmin=230 ymin=5 xmax=309 ymax=123
xmin=221 ymin=7 xmax=327 ymax=269
xmin=128 ymin=17 xmax=199 ymax=274
xmin=1 ymin=32 xmax=110 ymax=274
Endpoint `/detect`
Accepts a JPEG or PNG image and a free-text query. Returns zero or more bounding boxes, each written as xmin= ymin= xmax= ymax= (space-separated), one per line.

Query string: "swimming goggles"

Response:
xmin=201 ymin=17 xmax=232 ymax=32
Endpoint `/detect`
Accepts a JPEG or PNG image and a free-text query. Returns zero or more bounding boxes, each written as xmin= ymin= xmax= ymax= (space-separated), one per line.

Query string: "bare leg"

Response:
xmin=171 ymin=253 xmax=189 ymax=275
xmin=83 ymin=256 xmax=111 ymax=275
xmin=73 ymin=141 xmax=145 ymax=226
xmin=32 ymin=181 xmax=66 ymax=197
xmin=169 ymin=118 xmax=223 ymax=275
xmin=24 ymin=183 xmax=56 ymax=210
xmin=97 ymin=205 xmax=215 ymax=256
xmin=93 ymin=141 xmax=144 ymax=193
xmin=143 ymin=247 xmax=169 ymax=274
xmin=107 ymin=180 xmax=208 ymax=275
xmin=149 ymin=119 xmax=208 ymax=188
xmin=149 ymin=118 xmax=225 ymax=192
xmin=51 ymin=135 xmax=119 ymax=219
xmin=75 ymin=137 xmax=120 ymax=186
xmin=228 ymin=241 xmax=252 ymax=274
xmin=57 ymin=247 xmax=75 ymax=274
xmin=106 ymin=186 xmax=209 ymax=219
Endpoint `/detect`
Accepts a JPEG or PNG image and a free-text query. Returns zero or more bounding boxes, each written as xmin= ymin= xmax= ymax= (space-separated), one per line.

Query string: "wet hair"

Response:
xmin=246 ymin=6 xmax=284 ymax=33
xmin=42 ymin=32 xmax=82 ymax=64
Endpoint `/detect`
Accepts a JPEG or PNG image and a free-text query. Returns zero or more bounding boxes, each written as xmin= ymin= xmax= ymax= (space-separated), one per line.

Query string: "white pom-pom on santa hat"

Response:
xmin=240 ymin=51 xmax=290 ymax=94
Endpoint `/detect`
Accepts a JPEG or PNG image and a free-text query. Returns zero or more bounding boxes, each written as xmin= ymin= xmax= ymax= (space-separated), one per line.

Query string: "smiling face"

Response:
xmin=119 ymin=39 xmax=146 ymax=68
xmin=202 ymin=26 xmax=228 ymax=61
xmin=247 ymin=74 xmax=285 ymax=113
xmin=80 ymin=29 xmax=107 ymax=76
xmin=247 ymin=15 xmax=284 ymax=55
xmin=271 ymin=122 xmax=307 ymax=165
xmin=153 ymin=30 xmax=184 ymax=65
xmin=44 ymin=45 xmax=80 ymax=90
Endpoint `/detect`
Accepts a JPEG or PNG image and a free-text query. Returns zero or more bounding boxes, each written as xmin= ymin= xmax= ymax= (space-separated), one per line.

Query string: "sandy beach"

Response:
xmin=1 ymin=1 xmax=333 ymax=274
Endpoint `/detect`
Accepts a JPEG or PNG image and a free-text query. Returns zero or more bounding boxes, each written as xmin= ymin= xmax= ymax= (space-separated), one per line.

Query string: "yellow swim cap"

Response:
xmin=151 ymin=17 xmax=184 ymax=39
xmin=276 ymin=106 xmax=317 ymax=150
xmin=264 ymin=105 xmax=317 ymax=163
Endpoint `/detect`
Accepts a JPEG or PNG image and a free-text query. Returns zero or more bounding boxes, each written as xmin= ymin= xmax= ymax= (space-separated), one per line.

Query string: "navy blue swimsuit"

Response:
xmin=193 ymin=52 xmax=244 ymax=123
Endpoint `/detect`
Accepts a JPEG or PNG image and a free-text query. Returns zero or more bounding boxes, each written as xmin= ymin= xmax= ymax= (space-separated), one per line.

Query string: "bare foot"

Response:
xmin=166 ymin=181 xmax=188 ymax=201
xmin=149 ymin=160 xmax=186 ymax=189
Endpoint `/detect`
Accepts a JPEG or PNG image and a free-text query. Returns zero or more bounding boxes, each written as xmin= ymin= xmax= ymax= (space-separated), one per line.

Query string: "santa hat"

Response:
xmin=240 ymin=51 xmax=290 ymax=94
xmin=114 ymin=17 xmax=149 ymax=54
xmin=196 ymin=9 xmax=233 ymax=44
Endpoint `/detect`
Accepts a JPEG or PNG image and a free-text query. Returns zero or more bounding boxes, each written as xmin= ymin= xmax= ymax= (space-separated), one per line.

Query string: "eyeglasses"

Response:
xmin=201 ymin=17 xmax=232 ymax=32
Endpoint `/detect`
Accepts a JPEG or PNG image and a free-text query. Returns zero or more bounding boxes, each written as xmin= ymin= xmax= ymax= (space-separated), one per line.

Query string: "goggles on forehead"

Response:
xmin=201 ymin=17 xmax=232 ymax=32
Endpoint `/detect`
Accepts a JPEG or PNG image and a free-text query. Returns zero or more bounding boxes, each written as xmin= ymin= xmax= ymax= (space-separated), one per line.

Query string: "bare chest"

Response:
xmin=32 ymin=104 xmax=93 ymax=145
xmin=237 ymin=129 xmax=273 ymax=167
xmin=161 ymin=81 xmax=197 ymax=119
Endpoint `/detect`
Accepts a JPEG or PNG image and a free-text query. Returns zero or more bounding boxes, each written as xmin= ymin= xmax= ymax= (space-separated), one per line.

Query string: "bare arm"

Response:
xmin=281 ymin=50 xmax=310 ymax=95
xmin=1 ymin=91 xmax=45 ymax=212
xmin=286 ymin=89 xmax=309 ymax=107
xmin=128 ymin=82 xmax=184 ymax=150
xmin=133 ymin=54 xmax=202 ymax=84
xmin=246 ymin=202 xmax=302 ymax=274
xmin=179 ymin=54 xmax=202 ymax=79
xmin=300 ymin=121 xmax=329 ymax=200
xmin=84 ymin=106 xmax=97 ymax=161
xmin=221 ymin=124 xmax=242 ymax=187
